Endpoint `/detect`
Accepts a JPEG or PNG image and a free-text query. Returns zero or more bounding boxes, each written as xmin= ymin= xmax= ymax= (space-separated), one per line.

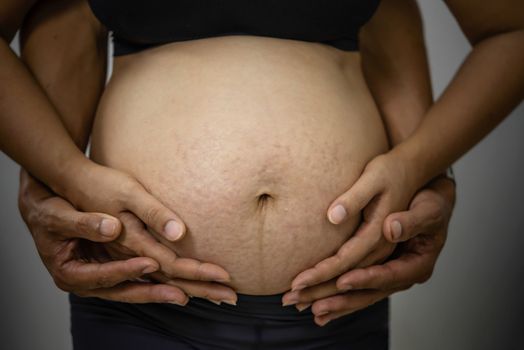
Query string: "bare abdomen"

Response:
xmin=90 ymin=35 xmax=388 ymax=294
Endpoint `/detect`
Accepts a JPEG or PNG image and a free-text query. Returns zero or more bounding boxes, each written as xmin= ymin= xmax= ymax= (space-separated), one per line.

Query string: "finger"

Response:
xmin=290 ymin=219 xmax=383 ymax=290
xmin=336 ymin=250 xmax=433 ymax=291
xmin=124 ymin=188 xmax=186 ymax=242
xmin=295 ymin=303 xmax=312 ymax=312
xmin=34 ymin=195 xmax=121 ymax=241
xmin=165 ymin=279 xmax=237 ymax=305
xmin=354 ymin=240 xmax=396 ymax=269
xmin=60 ymin=256 xmax=159 ymax=290
xmin=327 ymin=170 xmax=382 ymax=225
xmin=282 ymin=279 xmax=338 ymax=306
xmin=163 ymin=256 xmax=232 ymax=283
xmin=56 ymin=210 xmax=121 ymax=242
xmin=119 ymin=213 xmax=231 ymax=283
xmin=383 ymin=196 xmax=443 ymax=243
xmin=77 ymin=282 xmax=188 ymax=305
xmin=312 ymin=289 xmax=393 ymax=326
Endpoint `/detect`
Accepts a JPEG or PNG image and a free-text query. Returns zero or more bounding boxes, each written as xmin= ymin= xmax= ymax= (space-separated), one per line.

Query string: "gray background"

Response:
xmin=1 ymin=1 xmax=523 ymax=349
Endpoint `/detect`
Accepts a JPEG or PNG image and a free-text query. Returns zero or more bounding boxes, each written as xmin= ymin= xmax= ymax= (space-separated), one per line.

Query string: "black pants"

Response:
xmin=70 ymin=293 xmax=389 ymax=350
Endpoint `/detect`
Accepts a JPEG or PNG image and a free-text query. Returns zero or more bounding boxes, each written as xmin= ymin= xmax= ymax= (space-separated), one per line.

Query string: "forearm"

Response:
xmin=0 ymin=0 xmax=106 ymax=199
xmin=360 ymin=0 xmax=433 ymax=147
xmin=20 ymin=0 xmax=107 ymax=151
xmin=395 ymin=29 xmax=524 ymax=188
xmin=0 ymin=37 xmax=89 ymax=194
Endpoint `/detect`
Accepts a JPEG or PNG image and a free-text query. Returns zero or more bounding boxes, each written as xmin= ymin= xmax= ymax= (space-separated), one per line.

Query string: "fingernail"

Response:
xmin=316 ymin=310 xmax=329 ymax=317
xmin=222 ymin=299 xmax=237 ymax=306
xmin=317 ymin=317 xmax=331 ymax=327
xmin=168 ymin=300 xmax=187 ymax=306
xmin=142 ymin=265 xmax=157 ymax=274
xmin=328 ymin=205 xmax=347 ymax=224
xmin=282 ymin=292 xmax=299 ymax=306
xmin=391 ymin=220 xmax=402 ymax=241
xmin=296 ymin=303 xmax=311 ymax=312
xmin=99 ymin=218 xmax=117 ymax=237
xmin=208 ymin=299 xmax=222 ymax=306
xmin=282 ymin=298 xmax=299 ymax=307
xmin=291 ymin=284 xmax=307 ymax=292
xmin=339 ymin=284 xmax=353 ymax=292
xmin=164 ymin=220 xmax=183 ymax=241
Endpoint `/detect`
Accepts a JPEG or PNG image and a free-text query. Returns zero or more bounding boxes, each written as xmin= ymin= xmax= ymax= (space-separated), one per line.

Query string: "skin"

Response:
xmin=9 ymin=0 xmax=237 ymax=305
xmin=90 ymin=35 xmax=391 ymax=294
xmin=8 ymin=0 xmax=496 ymax=328
xmin=0 ymin=0 xmax=190 ymax=245
xmin=11 ymin=0 xmax=454 ymax=318
xmin=291 ymin=0 xmax=524 ymax=325
xmin=283 ymin=0 xmax=445 ymax=323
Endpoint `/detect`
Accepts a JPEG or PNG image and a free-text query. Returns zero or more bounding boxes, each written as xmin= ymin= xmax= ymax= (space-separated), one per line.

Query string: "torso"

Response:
xmin=90 ymin=35 xmax=389 ymax=294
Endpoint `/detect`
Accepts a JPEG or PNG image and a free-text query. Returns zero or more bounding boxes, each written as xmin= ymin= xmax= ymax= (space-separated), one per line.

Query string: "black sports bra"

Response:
xmin=88 ymin=0 xmax=381 ymax=56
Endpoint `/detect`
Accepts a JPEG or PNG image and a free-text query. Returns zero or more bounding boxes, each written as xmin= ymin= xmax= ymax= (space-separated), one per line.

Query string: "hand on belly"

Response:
xmin=146 ymin=173 xmax=362 ymax=295
xmin=89 ymin=35 xmax=389 ymax=295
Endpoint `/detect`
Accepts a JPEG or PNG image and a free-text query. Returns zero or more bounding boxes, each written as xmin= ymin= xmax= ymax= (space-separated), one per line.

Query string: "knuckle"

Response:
xmin=118 ymin=179 xmax=141 ymax=204
xmin=119 ymin=212 xmax=136 ymax=226
xmin=160 ymin=256 xmax=180 ymax=279
xmin=74 ymin=215 xmax=92 ymax=235
xmin=142 ymin=206 xmax=162 ymax=226
xmin=426 ymin=203 xmax=445 ymax=225
xmin=28 ymin=205 xmax=53 ymax=230
xmin=94 ymin=266 xmax=113 ymax=288
xmin=367 ymin=267 xmax=380 ymax=282
xmin=193 ymin=262 xmax=206 ymax=281
xmin=333 ymin=253 xmax=349 ymax=275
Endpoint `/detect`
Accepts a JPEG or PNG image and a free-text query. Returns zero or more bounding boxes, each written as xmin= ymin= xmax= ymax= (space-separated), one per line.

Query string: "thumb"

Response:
xmin=327 ymin=170 xmax=382 ymax=225
xmin=124 ymin=190 xmax=186 ymax=242
xmin=56 ymin=209 xmax=122 ymax=242
xmin=383 ymin=198 xmax=441 ymax=243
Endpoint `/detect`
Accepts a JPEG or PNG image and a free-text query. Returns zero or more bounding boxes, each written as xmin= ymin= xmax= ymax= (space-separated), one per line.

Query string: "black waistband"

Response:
xmin=70 ymin=293 xmax=389 ymax=349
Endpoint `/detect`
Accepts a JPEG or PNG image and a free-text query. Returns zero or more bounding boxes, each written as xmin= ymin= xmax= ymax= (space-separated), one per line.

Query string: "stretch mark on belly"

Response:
xmin=255 ymin=193 xmax=273 ymax=288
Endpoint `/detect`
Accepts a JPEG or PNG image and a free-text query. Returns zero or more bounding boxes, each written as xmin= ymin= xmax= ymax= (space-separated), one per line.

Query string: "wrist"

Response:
xmin=387 ymin=143 xmax=429 ymax=193
xmin=51 ymin=153 xmax=95 ymax=204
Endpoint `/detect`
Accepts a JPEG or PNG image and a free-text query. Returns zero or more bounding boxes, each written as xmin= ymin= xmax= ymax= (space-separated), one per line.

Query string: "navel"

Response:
xmin=256 ymin=192 xmax=273 ymax=208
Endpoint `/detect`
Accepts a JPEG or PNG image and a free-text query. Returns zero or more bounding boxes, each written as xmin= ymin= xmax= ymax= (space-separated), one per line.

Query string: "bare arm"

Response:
xmin=360 ymin=0 xmax=433 ymax=147
xmin=395 ymin=0 xmax=524 ymax=187
xmin=301 ymin=0 xmax=523 ymax=300
xmin=0 ymin=0 xmax=188 ymax=241
xmin=20 ymin=0 xmax=107 ymax=150
xmin=326 ymin=0 xmax=524 ymax=226
xmin=0 ymin=1 xmax=89 ymax=193
xmin=286 ymin=0 xmax=456 ymax=326
xmin=11 ymin=0 xmax=236 ymax=304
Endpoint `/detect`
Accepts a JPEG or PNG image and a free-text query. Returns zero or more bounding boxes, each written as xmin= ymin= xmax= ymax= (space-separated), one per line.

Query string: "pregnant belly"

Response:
xmin=90 ymin=35 xmax=389 ymax=294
